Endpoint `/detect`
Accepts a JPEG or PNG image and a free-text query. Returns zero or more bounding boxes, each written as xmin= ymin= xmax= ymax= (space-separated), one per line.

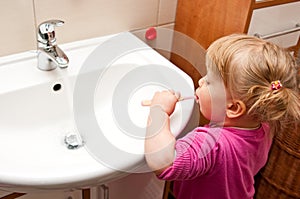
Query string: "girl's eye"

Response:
xmin=204 ymin=77 xmax=210 ymax=85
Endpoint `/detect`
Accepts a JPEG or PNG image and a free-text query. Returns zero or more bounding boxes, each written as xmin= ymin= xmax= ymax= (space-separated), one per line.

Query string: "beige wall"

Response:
xmin=0 ymin=0 xmax=177 ymax=57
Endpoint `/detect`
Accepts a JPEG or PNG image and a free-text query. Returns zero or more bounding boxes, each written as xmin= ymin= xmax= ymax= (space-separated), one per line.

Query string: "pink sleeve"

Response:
xmin=158 ymin=127 xmax=221 ymax=181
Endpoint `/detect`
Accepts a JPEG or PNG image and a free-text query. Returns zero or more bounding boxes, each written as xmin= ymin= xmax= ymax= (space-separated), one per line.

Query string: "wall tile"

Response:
xmin=131 ymin=23 xmax=175 ymax=60
xmin=0 ymin=0 xmax=179 ymax=57
xmin=158 ymin=0 xmax=178 ymax=25
xmin=0 ymin=0 xmax=36 ymax=57
xmin=34 ymin=0 xmax=160 ymax=44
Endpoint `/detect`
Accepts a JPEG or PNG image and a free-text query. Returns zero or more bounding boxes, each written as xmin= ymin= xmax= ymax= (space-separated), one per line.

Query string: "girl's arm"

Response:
xmin=144 ymin=91 xmax=178 ymax=175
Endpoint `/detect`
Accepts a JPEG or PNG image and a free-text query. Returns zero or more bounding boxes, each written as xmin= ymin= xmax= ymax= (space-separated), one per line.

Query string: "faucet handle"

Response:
xmin=38 ymin=20 xmax=64 ymax=45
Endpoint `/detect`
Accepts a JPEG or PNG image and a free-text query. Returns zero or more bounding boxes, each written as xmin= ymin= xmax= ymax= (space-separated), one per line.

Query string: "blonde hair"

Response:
xmin=206 ymin=34 xmax=300 ymax=135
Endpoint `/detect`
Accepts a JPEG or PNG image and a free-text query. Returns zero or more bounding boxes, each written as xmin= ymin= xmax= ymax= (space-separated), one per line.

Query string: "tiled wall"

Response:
xmin=0 ymin=0 xmax=178 ymax=57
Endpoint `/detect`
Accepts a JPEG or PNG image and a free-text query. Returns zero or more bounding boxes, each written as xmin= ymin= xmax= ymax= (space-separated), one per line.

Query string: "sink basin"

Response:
xmin=0 ymin=32 xmax=194 ymax=192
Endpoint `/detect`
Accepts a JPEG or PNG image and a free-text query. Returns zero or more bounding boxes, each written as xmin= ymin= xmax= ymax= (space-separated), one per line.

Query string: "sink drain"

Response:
xmin=64 ymin=133 xmax=83 ymax=149
xmin=52 ymin=83 xmax=62 ymax=92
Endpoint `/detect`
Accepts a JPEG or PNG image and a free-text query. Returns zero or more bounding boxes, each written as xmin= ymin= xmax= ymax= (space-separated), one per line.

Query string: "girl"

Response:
xmin=144 ymin=34 xmax=300 ymax=199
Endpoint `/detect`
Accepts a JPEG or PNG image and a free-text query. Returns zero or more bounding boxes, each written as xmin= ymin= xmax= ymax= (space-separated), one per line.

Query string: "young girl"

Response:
xmin=144 ymin=34 xmax=300 ymax=199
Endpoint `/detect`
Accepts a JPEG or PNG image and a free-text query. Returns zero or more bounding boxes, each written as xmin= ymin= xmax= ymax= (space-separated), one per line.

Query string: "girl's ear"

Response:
xmin=226 ymin=100 xmax=246 ymax=118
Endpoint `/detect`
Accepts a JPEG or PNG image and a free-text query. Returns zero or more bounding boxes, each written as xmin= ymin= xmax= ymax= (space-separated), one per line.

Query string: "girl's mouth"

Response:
xmin=195 ymin=94 xmax=199 ymax=103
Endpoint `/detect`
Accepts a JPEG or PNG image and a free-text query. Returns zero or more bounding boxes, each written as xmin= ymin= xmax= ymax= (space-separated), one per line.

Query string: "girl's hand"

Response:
xmin=149 ymin=90 xmax=180 ymax=116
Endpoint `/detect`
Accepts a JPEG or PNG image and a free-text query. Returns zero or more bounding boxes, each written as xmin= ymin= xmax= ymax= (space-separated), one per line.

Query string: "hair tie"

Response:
xmin=271 ymin=80 xmax=282 ymax=90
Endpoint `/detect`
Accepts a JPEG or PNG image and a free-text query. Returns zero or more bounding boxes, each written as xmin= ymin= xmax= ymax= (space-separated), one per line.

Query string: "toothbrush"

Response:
xmin=141 ymin=96 xmax=195 ymax=106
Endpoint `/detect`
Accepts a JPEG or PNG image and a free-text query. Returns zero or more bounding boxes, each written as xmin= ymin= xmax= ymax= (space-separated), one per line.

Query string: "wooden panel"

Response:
xmin=254 ymin=0 xmax=300 ymax=9
xmin=174 ymin=0 xmax=253 ymax=49
xmin=82 ymin=189 xmax=90 ymax=199
xmin=0 ymin=193 xmax=26 ymax=199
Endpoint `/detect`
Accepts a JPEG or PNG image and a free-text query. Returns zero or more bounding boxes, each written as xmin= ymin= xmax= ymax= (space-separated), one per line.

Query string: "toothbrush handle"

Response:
xmin=141 ymin=100 xmax=152 ymax=106
xmin=141 ymin=97 xmax=192 ymax=106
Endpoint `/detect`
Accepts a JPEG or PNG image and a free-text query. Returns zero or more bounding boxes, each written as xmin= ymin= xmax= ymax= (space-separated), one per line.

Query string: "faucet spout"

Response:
xmin=38 ymin=45 xmax=69 ymax=71
xmin=37 ymin=20 xmax=69 ymax=71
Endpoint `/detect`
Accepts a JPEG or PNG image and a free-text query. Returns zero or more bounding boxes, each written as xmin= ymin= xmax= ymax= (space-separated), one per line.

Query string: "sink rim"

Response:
xmin=0 ymin=32 xmax=195 ymax=192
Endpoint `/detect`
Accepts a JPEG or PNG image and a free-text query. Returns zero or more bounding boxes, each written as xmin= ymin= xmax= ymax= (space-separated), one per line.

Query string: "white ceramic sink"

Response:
xmin=0 ymin=32 xmax=194 ymax=192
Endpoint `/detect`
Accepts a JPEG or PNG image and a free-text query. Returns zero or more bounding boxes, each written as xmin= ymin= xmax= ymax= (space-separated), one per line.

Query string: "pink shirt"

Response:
xmin=158 ymin=124 xmax=272 ymax=199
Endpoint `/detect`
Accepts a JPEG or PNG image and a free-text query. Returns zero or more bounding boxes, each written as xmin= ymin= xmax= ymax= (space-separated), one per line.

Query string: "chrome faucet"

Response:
xmin=37 ymin=20 xmax=69 ymax=71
